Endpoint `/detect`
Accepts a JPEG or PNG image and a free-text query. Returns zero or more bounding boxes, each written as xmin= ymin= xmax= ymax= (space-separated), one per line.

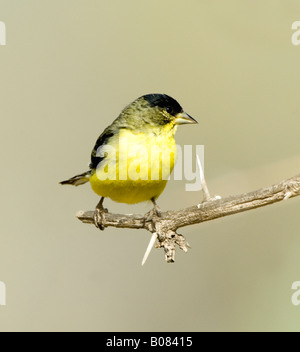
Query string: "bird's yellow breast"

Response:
xmin=89 ymin=127 xmax=177 ymax=204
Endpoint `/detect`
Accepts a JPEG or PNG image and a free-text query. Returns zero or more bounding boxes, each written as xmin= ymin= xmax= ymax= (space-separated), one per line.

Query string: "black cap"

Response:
xmin=143 ymin=94 xmax=183 ymax=116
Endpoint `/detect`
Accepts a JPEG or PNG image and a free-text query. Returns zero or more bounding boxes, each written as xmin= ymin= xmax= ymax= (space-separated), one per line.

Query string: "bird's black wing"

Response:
xmin=90 ymin=128 xmax=115 ymax=169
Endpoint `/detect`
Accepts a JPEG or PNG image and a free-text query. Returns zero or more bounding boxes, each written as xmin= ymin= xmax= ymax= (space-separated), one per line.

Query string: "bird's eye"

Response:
xmin=166 ymin=106 xmax=173 ymax=114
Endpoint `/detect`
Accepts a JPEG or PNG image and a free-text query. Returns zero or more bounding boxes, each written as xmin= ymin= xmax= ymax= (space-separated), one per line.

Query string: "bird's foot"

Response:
xmin=145 ymin=203 xmax=162 ymax=222
xmin=144 ymin=200 xmax=162 ymax=234
xmin=94 ymin=197 xmax=108 ymax=231
xmin=93 ymin=208 xmax=107 ymax=231
xmin=153 ymin=202 xmax=162 ymax=217
xmin=142 ymin=201 xmax=163 ymax=265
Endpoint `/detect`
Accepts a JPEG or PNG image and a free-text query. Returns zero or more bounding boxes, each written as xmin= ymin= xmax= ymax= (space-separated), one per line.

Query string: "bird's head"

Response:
xmin=121 ymin=94 xmax=197 ymax=133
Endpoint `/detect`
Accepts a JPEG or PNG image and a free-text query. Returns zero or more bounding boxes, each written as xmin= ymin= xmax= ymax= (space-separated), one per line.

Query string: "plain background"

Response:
xmin=0 ymin=0 xmax=300 ymax=332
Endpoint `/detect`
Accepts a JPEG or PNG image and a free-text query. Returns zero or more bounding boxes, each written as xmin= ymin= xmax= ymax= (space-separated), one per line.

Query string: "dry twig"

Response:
xmin=77 ymin=174 xmax=300 ymax=263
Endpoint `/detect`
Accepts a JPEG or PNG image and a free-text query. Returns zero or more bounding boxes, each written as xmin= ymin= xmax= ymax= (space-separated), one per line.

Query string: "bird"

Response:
xmin=60 ymin=93 xmax=197 ymax=230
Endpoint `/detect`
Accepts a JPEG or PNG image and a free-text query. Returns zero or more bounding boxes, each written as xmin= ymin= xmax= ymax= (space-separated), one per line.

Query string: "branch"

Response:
xmin=77 ymin=174 xmax=300 ymax=263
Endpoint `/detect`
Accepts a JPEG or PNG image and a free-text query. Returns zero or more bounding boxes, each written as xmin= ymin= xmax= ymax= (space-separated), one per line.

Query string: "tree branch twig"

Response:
xmin=77 ymin=174 xmax=300 ymax=263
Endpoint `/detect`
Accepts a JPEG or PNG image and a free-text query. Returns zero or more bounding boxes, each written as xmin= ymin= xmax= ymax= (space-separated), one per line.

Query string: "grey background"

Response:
xmin=0 ymin=0 xmax=299 ymax=331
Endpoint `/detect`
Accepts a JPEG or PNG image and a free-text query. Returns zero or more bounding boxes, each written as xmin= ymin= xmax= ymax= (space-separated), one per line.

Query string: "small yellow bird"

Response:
xmin=60 ymin=94 xmax=197 ymax=229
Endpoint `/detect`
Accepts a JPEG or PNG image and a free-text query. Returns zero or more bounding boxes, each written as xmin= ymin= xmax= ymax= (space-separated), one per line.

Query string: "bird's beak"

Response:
xmin=175 ymin=112 xmax=198 ymax=125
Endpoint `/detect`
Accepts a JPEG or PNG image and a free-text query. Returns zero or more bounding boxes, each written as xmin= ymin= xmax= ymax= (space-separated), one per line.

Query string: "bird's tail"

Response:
xmin=60 ymin=170 xmax=92 ymax=186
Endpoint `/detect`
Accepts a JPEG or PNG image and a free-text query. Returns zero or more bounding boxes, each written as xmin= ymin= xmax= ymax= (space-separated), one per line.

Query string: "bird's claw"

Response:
xmin=153 ymin=203 xmax=162 ymax=217
xmin=144 ymin=203 xmax=162 ymax=234
xmin=93 ymin=197 xmax=108 ymax=231
xmin=145 ymin=204 xmax=162 ymax=222
xmin=94 ymin=208 xmax=106 ymax=231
